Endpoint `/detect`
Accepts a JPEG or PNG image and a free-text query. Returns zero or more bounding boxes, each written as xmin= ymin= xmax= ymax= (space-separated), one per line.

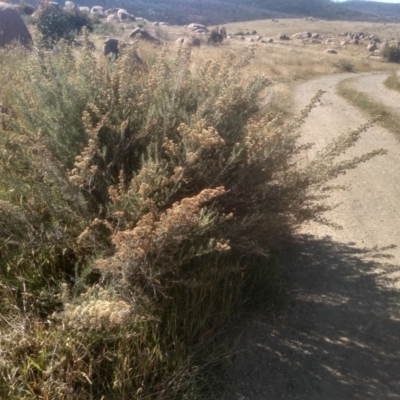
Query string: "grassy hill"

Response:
xmin=69 ymin=0 xmax=382 ymax=25
xmin=341 ymin=1 xmax=400 ymax=21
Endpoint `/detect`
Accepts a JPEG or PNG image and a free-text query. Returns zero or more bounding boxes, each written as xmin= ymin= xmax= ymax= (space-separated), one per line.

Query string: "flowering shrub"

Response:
xmin=0 ymin=36 xmax=385 ymax=399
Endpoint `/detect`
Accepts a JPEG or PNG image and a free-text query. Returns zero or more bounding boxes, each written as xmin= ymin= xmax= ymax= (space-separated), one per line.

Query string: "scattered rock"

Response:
xmin=324 ymin=49 xmax=337 ymax=54
xmin=187 ymin=23 xmax=207 ymax=31
xmin=91 ymin=6 xmax=105 ymax=17
xmin=118 ymin=9 xmax=135 ymax=21
xmin=106 ymin=7 xmax=119 ymax=15
xmin=129 ymin=28 xmax=160 ymax=44
xmin=64 ymin=1 xmax=75 ymax=10
xmin=0 ymin=2 xmax=32 ymax=47
xmin=175 ymin=37 xmax=201 ymax=47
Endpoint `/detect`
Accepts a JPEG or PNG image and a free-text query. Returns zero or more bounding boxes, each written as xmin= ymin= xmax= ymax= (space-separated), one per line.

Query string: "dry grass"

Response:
xmin=384 ymin=71 xmax=400 ymax=93
xmin=337 ymin=77 xmax=400 ymax=137
xmin=106 ymin=18 xmax=399 ymax=113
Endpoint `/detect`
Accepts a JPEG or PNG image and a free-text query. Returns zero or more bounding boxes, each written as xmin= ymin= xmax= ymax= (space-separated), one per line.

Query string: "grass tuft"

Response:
xmin=337 ymin=78 xmax=400 ymax=137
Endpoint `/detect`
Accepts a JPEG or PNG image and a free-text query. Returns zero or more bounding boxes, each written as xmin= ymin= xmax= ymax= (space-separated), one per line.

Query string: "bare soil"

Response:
xmin=227 ymin=73 xmax=400 ymax=400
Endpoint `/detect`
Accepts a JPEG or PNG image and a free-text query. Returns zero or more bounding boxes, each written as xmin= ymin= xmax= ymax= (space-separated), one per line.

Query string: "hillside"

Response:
xmin=68 ymin=0 xmax=382 ymax=25
xmin=342 ymin=1 xmax=400 ymax=21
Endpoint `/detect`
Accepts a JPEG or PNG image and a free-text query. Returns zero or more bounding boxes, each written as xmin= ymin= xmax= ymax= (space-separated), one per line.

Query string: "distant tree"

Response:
xmin=208 ymin=26 xmax=227 ymax=45
xmin=36 ymin=0 xmax=92 ymax=44
xmin=383 ymin=46 xmax=400 ymax=63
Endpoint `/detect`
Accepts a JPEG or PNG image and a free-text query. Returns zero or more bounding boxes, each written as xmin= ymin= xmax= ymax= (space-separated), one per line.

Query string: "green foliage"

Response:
xmin=383 ymin=45 xmax=400 ymax=63
xmin=36 ymin=1 xmax=92 ymax=43
xmin=334 ymin=58 xmax=355 ymax=72
xmin=20 ymin=0 xmax=35 ymax=15
xmin=208 ymin=26 xmax=227 ymax=45
xmin=0 ymin=37 xmax=385 ymax=399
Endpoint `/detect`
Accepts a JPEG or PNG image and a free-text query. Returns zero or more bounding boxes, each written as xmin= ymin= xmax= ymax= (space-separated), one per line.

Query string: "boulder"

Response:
xmin=378 ymin=41 xmax=388 ymax=56
xmin=324 ymin=49 xmax=337 ymax=54
xmin=107 ymin=15 xmax=117 ymax=22
xmin=159 ymin=22 xmax=169 ymax=26
xmin=91 ymin=6 xmax=105 ymax=17
xmin=118 ymin=9 xmax=135 ymax=21
xmin=277 ymin=33 xmax=289 ymax=40
xmin=129 ymin=28 xmax=160 ymax=44
xmin=300 ymin=32 xmax=311 ymax=39
xmin=42 ymin=2 xmax=59 ymax=10
xmin=64 ymin=1 xmax=75 ymax=10
xmin=106 ymin=8 xmax=119 ymax=15
xmin=175 ymin=37 xmax=201 ymax=47
xmin=367 ymin=42 xmax=377 ymax=52
xmin=78 ymin=6 xmax=90 ymax=13
xmin=187 ymin=23 xmax=206 ymax=31
xmin=0 ymin=2 xmax=32 ymax=47
xmin=103 ymin=38 xmax=119 ymax=58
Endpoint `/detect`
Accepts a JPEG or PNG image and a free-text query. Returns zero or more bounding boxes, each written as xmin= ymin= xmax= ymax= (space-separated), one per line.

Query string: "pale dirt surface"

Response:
xmin=353 ymin=73 xmax=400 ymax=114
xmin=226 ymin=73 xmax=400 ymax=400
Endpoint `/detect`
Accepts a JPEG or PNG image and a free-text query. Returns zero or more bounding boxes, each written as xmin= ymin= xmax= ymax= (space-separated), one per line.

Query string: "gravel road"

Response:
xmin=227 ymin=73 xmax=400 ymax=400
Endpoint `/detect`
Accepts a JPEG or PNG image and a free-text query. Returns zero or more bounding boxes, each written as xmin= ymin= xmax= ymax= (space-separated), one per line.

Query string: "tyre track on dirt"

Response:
xmin=227 ymin=73 xmax=400 ymax=400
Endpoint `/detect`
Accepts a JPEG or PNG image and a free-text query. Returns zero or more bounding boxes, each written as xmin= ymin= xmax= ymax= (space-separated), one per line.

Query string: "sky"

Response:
xmin=337 ymin=0 xmax=400 ymax=3
xmin=340 ymin=0 xmax=400 ymax=4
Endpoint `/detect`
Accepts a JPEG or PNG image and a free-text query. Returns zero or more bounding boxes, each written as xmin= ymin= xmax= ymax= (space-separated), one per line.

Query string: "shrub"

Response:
xmin=383 ymin=45 xmax=400 ymax=63
xmin=0 ymin=37 xmax=385 ymax=399
xmin=334 ymin=58 xmax=355 ymax=72
xmin=36 ymin=0 xmax=92 ymax=43
xmin=20 ymin=0 xmax=35 ymax=15
xmin=208 ymin=26 xmax=227 ymax=45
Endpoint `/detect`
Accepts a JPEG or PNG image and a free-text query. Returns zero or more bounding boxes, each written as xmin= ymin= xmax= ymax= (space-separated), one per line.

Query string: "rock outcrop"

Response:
xmin=0 ymin=2 xmax=32 ymax=47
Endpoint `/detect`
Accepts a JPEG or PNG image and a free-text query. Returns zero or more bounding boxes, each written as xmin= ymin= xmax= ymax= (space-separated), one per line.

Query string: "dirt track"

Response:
xmin=227 ymin=73 xmax=400 ymax=400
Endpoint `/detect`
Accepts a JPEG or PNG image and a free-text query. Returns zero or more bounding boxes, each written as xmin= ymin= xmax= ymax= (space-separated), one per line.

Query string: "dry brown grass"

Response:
xmin=94 ymin=18 xmax=400 ymax=114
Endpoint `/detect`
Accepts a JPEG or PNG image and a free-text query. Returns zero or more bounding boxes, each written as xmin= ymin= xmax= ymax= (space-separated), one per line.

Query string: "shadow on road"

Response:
xmin=227 ymin=234 xmax=400 ymax=400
